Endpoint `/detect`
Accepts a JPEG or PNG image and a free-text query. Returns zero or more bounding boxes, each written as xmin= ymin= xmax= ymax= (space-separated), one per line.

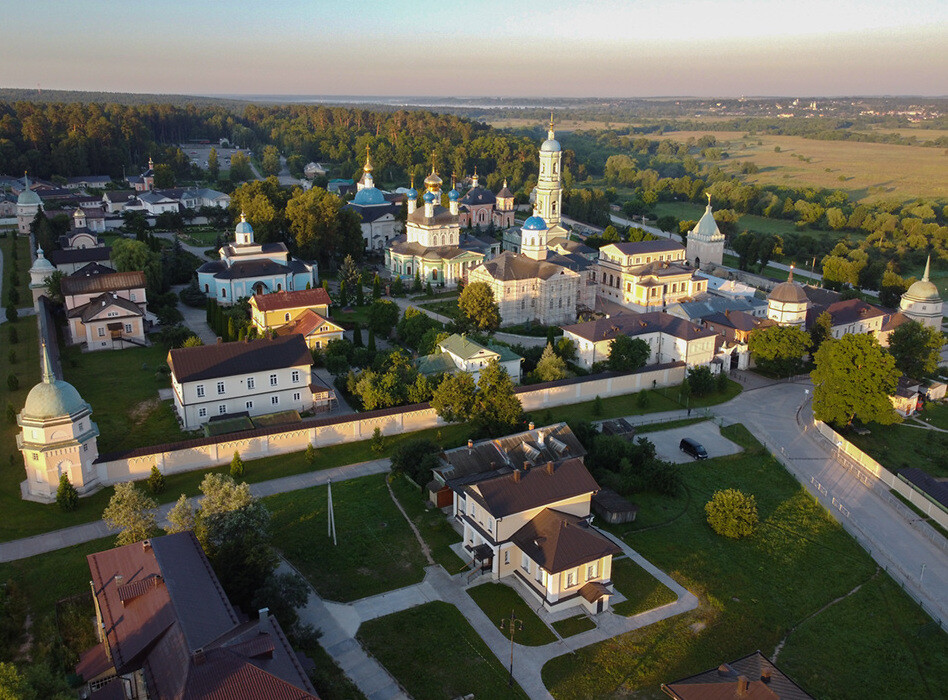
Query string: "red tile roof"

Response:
xmin=252 ymin=287 xmax=331 ymax=312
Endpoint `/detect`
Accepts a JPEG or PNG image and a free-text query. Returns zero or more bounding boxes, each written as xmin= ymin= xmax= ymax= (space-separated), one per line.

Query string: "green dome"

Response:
xmin=23 ymin=379 xmax=87 ymax=420
xmin=17 ymin=187 xmax=42 ymax=207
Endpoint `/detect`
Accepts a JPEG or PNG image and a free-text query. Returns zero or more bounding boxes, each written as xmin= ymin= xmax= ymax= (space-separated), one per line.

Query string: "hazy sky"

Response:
xmin=2 ymin=0 xmax=946 ymax=97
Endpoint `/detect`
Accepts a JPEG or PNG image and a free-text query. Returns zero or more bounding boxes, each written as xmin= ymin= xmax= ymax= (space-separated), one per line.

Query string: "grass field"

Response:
xmin=467 ymin=582 xmax=557 ymax=646
xmin=609 ymin=557 xmax=678 ymax=617
xmin=389 ymin=473 xmax=466 ymax=573
xmin=656 ymin=130 xmax=948 ymax=204
xmin=551 ymin=615 xmax=596 ymax=638
xmin=540 ymin=424 xmax=948 ymax=699
xmin=845 ymin=420 xmax=948 ymax=480
xmin=358 ymin=601 xmax=529 ymax=700
xmin=265 ymin=473 xmax=430 ymax=602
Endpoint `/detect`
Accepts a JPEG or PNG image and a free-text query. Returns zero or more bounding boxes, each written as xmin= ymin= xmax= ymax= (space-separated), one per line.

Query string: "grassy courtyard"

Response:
xmin=846 ymin=416 xmax=948 ymax=480
xmin=389 ymin=473 xmax=466 ymax=573
xmin=357 ymin=601 xmax=529 ymax=700
xmin=541 ymin=424 xmax=948 ymax=699
xmin=467 ymin=582 xmax=557 ymax=646
xmin=551 ymin=615 xmax=596 ymax=638
xmin=265 ymin=473 xmax=430 ymax=602
xmin=609 ymin=557 xmax=678 ymax=617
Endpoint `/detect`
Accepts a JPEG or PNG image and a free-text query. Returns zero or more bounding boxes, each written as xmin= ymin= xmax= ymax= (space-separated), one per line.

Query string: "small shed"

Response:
xmin=599 ymin=418 xmax=636 ymax=441
xmin=923 ymin=380 xmax=946 ymax=402
xmin=592 ymin=488 xmax=638 ymax=525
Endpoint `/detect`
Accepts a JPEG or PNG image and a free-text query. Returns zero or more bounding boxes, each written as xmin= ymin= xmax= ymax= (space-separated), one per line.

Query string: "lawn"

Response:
xmin=652 ymin=201 xmax=809 ymax=239
xmin=295 ymin=642 xmax=367 ymax=700
xmin=59 ymin=341 xmax=188 ymax=453
xmin=845 ymin=420 xmax=948 ymax=480
xmin=551 ymin=615 xmax=596 ymax=638
xmin=418 ymin=298 xmax=459 ymax=319
xmin=357 ymin=601 xmax=529 ymax=700
xmin=265 ymin=473 xmax=429 ymax=602
xmin=540 ymin=424 xmax=948 ymax=699
xmin=609 ymin=556 xmax=678 ymax=617
xmin=388 ymin=473 xmax=466 ymax=573
xmin=466 ymin=582 xmax=557 ymax=646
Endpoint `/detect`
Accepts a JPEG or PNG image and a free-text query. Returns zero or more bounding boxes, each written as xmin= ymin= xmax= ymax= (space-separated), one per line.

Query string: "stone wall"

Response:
xmin=89 ymin=363 xmax=686 ymax=492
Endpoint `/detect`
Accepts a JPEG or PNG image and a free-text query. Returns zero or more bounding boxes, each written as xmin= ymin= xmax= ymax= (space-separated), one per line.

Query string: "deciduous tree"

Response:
xmin=458 ymin=282 xmax=500 ymax=331
xmin=103 ymin=482 xmax=158 ymax=546
xmin=748 ymin=325 xmax=812 ymax=376
xmin=811 ymin=334 xmax=900 ymax=427
xmin=164 ymin=494 xmax=196 ymax=534
xmin=887 ymin=320 xmax=943 ymax=379
xmin=608 ymin=335 xmax=650 ymax=372
xmin=705 ymin=489 xmax=758 ymax=539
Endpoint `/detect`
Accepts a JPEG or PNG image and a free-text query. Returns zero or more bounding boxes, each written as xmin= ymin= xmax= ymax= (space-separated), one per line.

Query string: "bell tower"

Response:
xmin=535 ymin=114 xmax=563 ymax=227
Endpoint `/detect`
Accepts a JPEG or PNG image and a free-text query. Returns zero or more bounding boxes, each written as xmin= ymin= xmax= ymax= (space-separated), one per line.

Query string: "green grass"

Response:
xmin=357 ymin=601 xmax=529 ymax=700
xmin=180 ymin=228 xmax=227 ymax=246
xmin=466 ymin=583 xmax=557 ymax=646
xmin=60 ymin=342 xmax=188 ymax=453
xmin=635 ymin=417 xmax=708 ymax=434
xmin=551 ymin=615 xmax=596 ymax=638
xmin=846 ymin=421 xmax=948 ymax=479
xmin=388 ymin=474 xmax=466 ymax=573
xmin=609 ymin=557 xmax=678 ymax=617
xmin=265 ymin=474 xmax=429 ymax=602
xmin=418 ymin=299 xmax=459 ymax=319
xmin=652 ymin=202 xmax=809 ymax=239
xmin=914 ymin=402 xmax=948 ymax=431
xmin=330 ymin=304 xmax=373 ymax=326
xmin=540 ymin=424 xmax=948 ymax=699
xmin=296 ymin=642 xmax=367 ymax=700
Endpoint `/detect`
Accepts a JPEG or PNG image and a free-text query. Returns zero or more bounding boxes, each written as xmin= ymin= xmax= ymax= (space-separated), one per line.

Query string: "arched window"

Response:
xmin=277 ymin=283 xmax=282 ymax=291
xmin=221 ymin=288 xmax=226 ymax=299
xmin=204 ymin=284 xmax=209 ymax=293
xmin=285 ymin=313 xmax=291 ymax=322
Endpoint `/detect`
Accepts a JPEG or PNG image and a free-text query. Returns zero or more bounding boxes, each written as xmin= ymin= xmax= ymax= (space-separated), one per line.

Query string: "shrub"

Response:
xmin=687 ymin=366 xmax=715 ymax=397
xmin=371 ymin=426 xmax=385 ymax=455
xmin=6 ymin=402 xmax=16 ymax=424
xmin=705 ymin=488 xmax=758 ymax=539
xmin=305 ymin=443 xmax=316 ymax=464
xmin=389 ymin=438 xmax=441 ymax=486
xmin=147 ymin=465 xmax=166 ymax=494
xmin=636 ymin=391 xmax=650 ymax=408
xmin=230 ymin=450 xmax=245 ymax=478
xmin=7 ymin=350 xmax=15 ymax=365
xmin=7 ymin=375 xmax=19 ymax=392
xmin=7 ymin=326 xmax=17 ymax=344
xmin=56 ymin=474 xmax=79 ymax=512
xmin=592 ymin=395 xmax=603 ymax=417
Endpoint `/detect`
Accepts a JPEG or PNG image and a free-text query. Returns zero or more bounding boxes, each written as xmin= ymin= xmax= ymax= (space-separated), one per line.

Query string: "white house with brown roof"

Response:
xmin=61 ymin=269 xmax=149 ymax=350
xmin=167 ymin=335 xmax=317 ymax=429
xmin=562 ymin=312 xmax=719 ymax=370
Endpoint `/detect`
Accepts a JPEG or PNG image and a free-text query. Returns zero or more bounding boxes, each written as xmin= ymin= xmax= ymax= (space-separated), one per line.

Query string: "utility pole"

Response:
xmin=500 ymin=609 xmax=523 ymax=687
xmin=327 ymin=478 xmax=337 ymax=546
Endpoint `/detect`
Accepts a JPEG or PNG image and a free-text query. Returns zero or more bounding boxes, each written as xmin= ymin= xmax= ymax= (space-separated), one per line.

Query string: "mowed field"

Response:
xmin=656 ymin=130 xmax=947 ymax=203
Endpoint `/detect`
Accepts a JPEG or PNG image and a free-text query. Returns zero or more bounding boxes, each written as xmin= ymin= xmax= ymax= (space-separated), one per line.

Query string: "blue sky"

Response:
xmin=2 ymin=0 xmax=946 ymax=97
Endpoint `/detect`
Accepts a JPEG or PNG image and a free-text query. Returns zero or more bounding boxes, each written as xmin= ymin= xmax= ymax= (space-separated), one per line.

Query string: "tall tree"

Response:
xmin=608 ymin=335 xmax=650 ymax=372
xmin=887 ymin=320 xmax=943 ymax=379
xmin=228 ymin=177 xmax=290 ymax=244
xmin=103 ymin=482 xmax=158 ymax=546
xmin=207 ymin=147 xmax=219 ymax=180
xmin=430 ymin=371 xmax=477 ymax=422
xmin=111 ymin=238 xmax=163 ymax=296
xmin=811 ymin=334 xmax=901 ymax=427
xmin=471 ymin=359 xmax=523 ymax=435
xmin=534 ymin=343 xmax=568 ymax=382
xmin=285 ymin=187 xmax=363 ymax=265
xmin=809 ymin=311 xmax=833 ymax=358
xmin=458 ymin=282 xmax=500 ymax=331
xmin=748 ymin=325 xmax=812 ymax=377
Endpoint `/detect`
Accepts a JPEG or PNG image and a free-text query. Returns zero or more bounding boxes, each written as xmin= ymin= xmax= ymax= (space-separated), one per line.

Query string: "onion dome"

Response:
xmin=17 ymin=172 xmax=42 ymax=206
xmin=406 ymin=186 xmax=418 ymax=198
xmin=23 ymin=344 xmax=88 ymax=420
xmin=448 ymin=187 xmax=460 ymax=201
xmin=424 ymin=168 xmax=442 ymax=192
xmin=904 ymin=256 xmax=941 ymax=302
xmin=235 ymin=212 xmax=254 ymax=236
xmin=423 ymin=191 xmax=436 ymax=203
xmin=363 ymin=146 xmax=373 ymax=173
xmin=522 ymin=215 xmax=548 ymax=231
xmin=30 ymin=246 xmax=55 ymax=276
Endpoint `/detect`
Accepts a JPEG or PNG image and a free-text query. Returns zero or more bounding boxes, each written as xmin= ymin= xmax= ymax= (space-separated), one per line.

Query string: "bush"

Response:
xmin=147 ymin=465 xmax=166 ymax=494
xmin=592 ymin=395 xmax=603 ymax=417
xmin=636 ymin=391 xmax=650 ymax=408
xmin=371 ymin=427 xmax=385 ymax=455
xmin=389 ymin=438 xmax=441 ymax=486
xmin=56 ymin=474 xmax=79 ymax=512
xmin=7 ymin=375 xmax=19 ymax=392
xmin=6 ymin=402 xmax=16 ymax=424
xmin=687 ymin=366 xmax=715 ymax=397
xmin=230 ymin=450 xmax=245 ymax=478
xmin=304 ymin=443 xmax=316 ymax=464
xmin=7 ymin=350 xmax=15 ymax=365
xmin=705 ymin=488 xmax=758 ymax=539
xmin=7 ymin=326 xmax=17 ymax=344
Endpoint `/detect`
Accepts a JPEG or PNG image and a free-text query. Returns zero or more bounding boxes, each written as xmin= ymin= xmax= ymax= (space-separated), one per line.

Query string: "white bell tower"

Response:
xmin=535 ymin=114 xmax=563 ymax=228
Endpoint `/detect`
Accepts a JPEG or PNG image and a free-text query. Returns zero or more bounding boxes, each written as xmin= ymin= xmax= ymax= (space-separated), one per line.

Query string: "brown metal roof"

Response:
xmin=563 ymin=312 xmax=717 ymax=343
xmin=825 ymin=298 xmax=886 ymax=327
xmin=464 ymin=458 xmax=600 ymax=518
xmin=662 ymin=651 xmax=813 ymax=700
xmin=168 ymin=335 xmax=311 ymax=384
xmin=606 ymin=240 xmax=685 ymax=255
xmin=251 ymin=287 xmax=331 ymax=312
xmin=477 ymin=251 xmax=576 ymax=282
xmin=509 ymin=508 xmax=620 ymax=574
xmin=61 ymin=270 xmax=146 ymax=296
xmin=275 ymin=309 xmax=340 ymax=339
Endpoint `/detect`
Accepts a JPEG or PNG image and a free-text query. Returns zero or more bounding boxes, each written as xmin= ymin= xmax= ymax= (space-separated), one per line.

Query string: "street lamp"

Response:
xmin=500 ymin=609 xmax=523 ymax=687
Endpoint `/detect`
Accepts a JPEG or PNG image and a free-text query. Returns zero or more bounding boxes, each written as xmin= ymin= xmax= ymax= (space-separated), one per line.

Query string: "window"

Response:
xmin=269 ymin=374 xmax=278 ymax=387
xmin=564 ymin=569 xmax=576 ymax=588
xmin=504 ymin=550 xmax=510 ymax=565
xmin=130 ymin=293 xmax=136 ymax=301
xmin=271 ymin=396 xmax=279 ymax=405
xmin=196 ymin=384 xmax=205 ymax=398
xmin=291 ymin=370 xmax=300 ymax=383
xmin=487 ymin=516 xmax=494 ymax=532
xmin=83 ymin=443 xmax=88 ymax=452
xmin=106 ymin=311 xmax=118 ymax=318
xmin=521 ymin=553 xmax=531 ymax=574
xmin=293 ymin=392 xmax=301 ymax=401
xmin=247 ymin=377 xmax=255 ymax=390
xmin=284 ymin=312 xmax=291 ymax=322
xmin=124 ymin=323 xmax=132 ymax=333
xmin=221 ymin=288 xmax=226 ymax=299
xmin=535 ymin=566 xmax=542 ymax=583
xmin=470 ymin=502 xmax=477 ymax=518
xmin=218 ymin=405 xmax=227 ymax=415
xmin=97 ymin=327 xmax=105 ymax=337
xmin=198 ymin=407 xmax=207 ymax=417
xmin=217 ymin=381 xmax=225 ymax=395
xmin=586 ymin=562 xmax=598 ymax=580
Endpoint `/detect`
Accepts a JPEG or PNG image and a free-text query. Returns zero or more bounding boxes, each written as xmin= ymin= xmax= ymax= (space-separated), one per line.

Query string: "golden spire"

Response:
xmin=240 ymin=211 xmax=247 ymax=223
xmin=706 ymin=192 xmax=712 ymax=205
xmin=788 ymin=264 xmax=795 ymax=284
xmin=363 ymin=145 xmax=373 ymax=173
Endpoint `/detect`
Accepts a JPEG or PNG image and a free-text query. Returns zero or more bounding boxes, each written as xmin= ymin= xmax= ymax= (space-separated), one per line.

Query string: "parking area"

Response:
xmin=178 ymin=143 xmax=250 ymax=170
xmin=645 ymin=421 xmax=744 ymax=464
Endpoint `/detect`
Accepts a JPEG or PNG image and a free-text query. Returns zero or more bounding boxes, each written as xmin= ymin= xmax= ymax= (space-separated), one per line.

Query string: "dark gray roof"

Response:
xmin=168 ymin=335 xmax=311 ymax=383
xmin=510 ymin=508 xmax=621 ymax=574
xmin=667 ymin=296 xmax=765 ymax=321
xmin=460 ymin=187 xmax=496 ymax=206
xmin=802 ymin=285 xmax=841 ymax=307
xmin=347 ymin=201 xmax=398 ymax=223
xmin=213 ymin=259 xmax=292 ymax=280
xmin=103 ymin=190 xmax=136 ymax=203
xmin=563 ymin=311 xmax=717 ymax=343
xmin=408 ymin=204 xmax=457 ymax=225
xmin=662 ymin=650 xmax=813 ymax=699
xmin=48 ymin=246 xmax=112 ymax=267
xmin=898 ymin=468 xmax=948 ymax=509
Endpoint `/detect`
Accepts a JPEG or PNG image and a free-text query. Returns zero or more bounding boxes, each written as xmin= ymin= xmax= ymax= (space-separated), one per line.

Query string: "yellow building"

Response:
xmin=598 ymin=240 xmax=707 ymax=310
xmin=250 ymin=288 xmax=332 ymax=332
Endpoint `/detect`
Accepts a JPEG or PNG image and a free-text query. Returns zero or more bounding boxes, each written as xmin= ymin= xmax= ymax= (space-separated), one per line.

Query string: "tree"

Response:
xmin=56 ymin=474 xmax=78 ymax=512
xmin=197 ymin=473 xmax=254 ymax=522
xmin=389 ymin=438 xmax=442 ymax=486
xmin=305 ymin=443 xmax=316 ymax=464
xmin=748 ymin=325 xmax=812 ymax=377
xmin=887 ymin=320 xmax=943 ymax=379
xmin=164 ymin=494 xmax=196 ymax=534
xmin=705 ymin=489 xmax=758 ymax=539
xmin=5 ymin=304 xmax=17 ymax=324
xmin=230 ymin=450 xmax=245 ymax=478
xmin=687 ymin=366 xmax=715 ymax=397
xmin=879 ymin=270 xmax=911 ymax=308
xmin=608 ymin=335 xmax=650 ymax=372
xmin=372 ymin=273 xmax=382 ymax=300
xmin=153 ymin=163 xmax=175 ymax=189
xmin=472 ymin=360 xmax=523 ymax=435
xmin=229 ymin=151 xmax=253 ymax=182
xmin=229 ymin=177 xmax=289 ymax=243
xmin=147 ymin=465 xmax=166 ymax=494
xmin=207 ymin=147 xmax=219 ymax=180
xmin=397 ymin=306 xmax=439 ymax=350
xmin=371 ymin=426 xmax=385 ymax=455
xmin=285 ymin=188 xmax=363 ymax=265
xmin=412 ymin=269 xmax=423 ymax=293
xmin=534 ymin=343 xmax=568 ymax=382
xmin=182 ymin=335 xmax=204 ymax=347
xmin=43 ymin=269 xmax=64 ymax=304
xmin=103 ymin=482 xmax=158 ymax=546
xmin=811 ymin=334 xmax=901 ymax=427
xmin=252 ymin=571 xmax=309 ymax=630
xmin=261 ymin=145 xmax=281 ymax=176
xmin=809 ymin=311 xmax=833 ymax=358
xmin=111 ymin=238 xmax=162 ymax=297
xmin=368 ymin=299 xmax=399 ymax=336
xmin=430 ymin=371 xmax=477 ymax=422
xmin=458 ymin=282 xmax=500 ymax=331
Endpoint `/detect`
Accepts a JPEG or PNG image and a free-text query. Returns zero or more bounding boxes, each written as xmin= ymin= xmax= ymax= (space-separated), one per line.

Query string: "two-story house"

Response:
xmin=562 ymin=311 xmax=719 ymax=370
xmin=416 ymin=333 xmax=523 ymax=383
xmin=598 ymin=240 xmax=707 ymax=311
xmin=250 ymin=287 xmax=343 ymax=350
xmin=167 ymin=335 xmax=316 ymax=429
xmin=61 ymin=269 xmax=149 ymax=350
xmin=456 ymin=457 xmax=621 ymax=614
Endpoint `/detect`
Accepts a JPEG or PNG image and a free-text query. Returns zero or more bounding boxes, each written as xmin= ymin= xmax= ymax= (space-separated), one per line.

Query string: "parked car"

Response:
xmin=679 ymin=438 xmax=708 ymax=460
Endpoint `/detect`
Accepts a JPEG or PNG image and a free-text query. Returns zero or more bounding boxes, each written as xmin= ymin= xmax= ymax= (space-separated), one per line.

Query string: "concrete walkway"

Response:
xmin=170 ymin=282 xmax=218 ymax=345
xmin=0 ymin=458 xmax=390 ymax=563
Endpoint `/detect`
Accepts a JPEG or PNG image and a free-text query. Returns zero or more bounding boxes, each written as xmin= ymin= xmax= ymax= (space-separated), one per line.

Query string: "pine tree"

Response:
xmin=412 ymin=270 xmax=422 ymax=293
xmin=356 ymin=279 xmax=365 ymax=306
xmin=230 ymin=450 xmax=245 ymax=478
xmin=56 ymin=474 xmax=79 ymax=512
xmin=304 ymin=443 xmax=316 ymax=464
xmin=353 ymin=323 xmax=363 ymax=347
xmin=371 ymin=426 xmax=385 ymax=455
xmin=147 ymin=465 xmax=166 ymax=494
xmin=372 ymin=273 xmax=381 ymax=300
xmin=339 ymin=280 xmax=349 ymax=307
xmin=368 ymin=327 xmax=376 ymax=353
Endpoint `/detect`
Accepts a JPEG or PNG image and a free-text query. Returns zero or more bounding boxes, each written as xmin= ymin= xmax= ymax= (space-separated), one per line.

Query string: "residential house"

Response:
xmin=135 ymin=190 xmax=181 ymax=215
xmin=250 ymin=287 xmax=332 ymax=329
xmin=61 ymin=270 xmax=149 ymax=350
xmin=65 ymin=175 xmax=112 ymax=190
xmin=102 ymin=190 xmax=137 ymax=214
xmin=274 ymin=309 xmax=345 ymax=350
xmin=167 ymin=335 xmax=316 ymax=429
xmin=562 ymin=312 xmax=718 ymax=370
xmin=597 ymin=240 xmax=707 ymax=311
xmin=891 ymin=376 xmax=922 ymax=417
xmin=76 ymin=532 xmax=318 ymax=700
xmin=416 ymin=333 xmax=523 ymax=383
xmin=700 ymin=309 xmax=776 ymax=371
xmin=303 ymin=162 xmax=328 ymax=179
xmin=661 ymin=651 xmax=813 ymax=699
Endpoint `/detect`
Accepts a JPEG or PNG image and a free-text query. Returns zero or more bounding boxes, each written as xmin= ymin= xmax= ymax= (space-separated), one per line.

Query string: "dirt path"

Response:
xmin=385 ymin=478 xmax=435 ymax=566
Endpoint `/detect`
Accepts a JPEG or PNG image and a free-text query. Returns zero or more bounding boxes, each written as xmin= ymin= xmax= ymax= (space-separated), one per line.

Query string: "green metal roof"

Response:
xmin=416 ymin=351 xmax=458 ymax=376
xmin=437 ymin=334 xmax=495 ymax=362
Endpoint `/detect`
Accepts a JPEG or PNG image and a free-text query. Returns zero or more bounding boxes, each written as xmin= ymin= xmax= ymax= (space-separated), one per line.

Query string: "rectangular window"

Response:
xmin=83 ymin=443 xmax=88 ymax=452
xmin=217 ymin=381 xmax=225 ymax=395
xmin=247 ymin=377 xmax=255 ymax=390
xmin=535 ymin=566 xmax=542 ymax=583
xmin=218 ymin=405 xmax=227 ymax=415
xmin=470 ymin=502 xmax=477 ymax=518
xmin=246 ymin=400 xmax=253 ymax=409
xmin=291 ymin=370 xmax=300 ymax=383
xmin=198 ymin=407 xmax=207 ymax=417
xmin=565 ymin=569 xmax=576 ymax=588
xmin=269 ymin=374 xmax=278 ymax=387
xmin=504 ymin=550 xmax=510 ymax=565
xmin=97 ymin=327 xmax=105 ymax=337
xmin=271 ymin=396 xmax=279 ymax=405
xmin=196 ymin=385 xmax=205 ymax=398
xmin=487 ymin=517 xmax=494 ymax=533
xmin=293 ymin=392 xmax=301 ymax=401
xmin=586 ymin=562 xmax=598 ymax=580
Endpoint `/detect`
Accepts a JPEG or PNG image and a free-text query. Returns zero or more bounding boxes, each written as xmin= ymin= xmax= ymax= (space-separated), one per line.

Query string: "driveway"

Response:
xmin=645 ymin=421 xmax=744 ymax=464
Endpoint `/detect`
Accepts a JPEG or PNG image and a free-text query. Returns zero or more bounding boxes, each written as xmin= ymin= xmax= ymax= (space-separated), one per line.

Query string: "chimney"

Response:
xmin=193 ymin=648 xmax=206 ymax=666
xmin=216 ymin=337 xmax=222 ymax=344
xmin=142 ymin=539 xmax=152 ymax=551
xmin=115 ymin=574 xmax=124 ymax=586
xmin=258 ymin=607 xmax=270 ymax=633
xmin=760 ymin=668 xmax=772 ymax=683
xmin=736 ymin=676 xmax=749 ymax=695
xmin=538 ymin=431 xmax=545 ymax=446
xmin=522 ymin=460 xmax=530 ymax=471
xmin=546 ymin=461 xmax=554 ymax=475
xmin=528 ymin=421 xmax=535 ymax=431
xmin=512 ymin=469 xmax=521 ymax=483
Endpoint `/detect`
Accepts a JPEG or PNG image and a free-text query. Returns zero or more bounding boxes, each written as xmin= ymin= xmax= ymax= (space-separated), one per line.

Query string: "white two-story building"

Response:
xmin=167 ymin=335 xmax=316 ymax=429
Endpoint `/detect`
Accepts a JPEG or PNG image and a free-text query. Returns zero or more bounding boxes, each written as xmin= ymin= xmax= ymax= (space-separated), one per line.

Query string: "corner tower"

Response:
xmin=900 ymin=256 xmax=943 ymax=329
